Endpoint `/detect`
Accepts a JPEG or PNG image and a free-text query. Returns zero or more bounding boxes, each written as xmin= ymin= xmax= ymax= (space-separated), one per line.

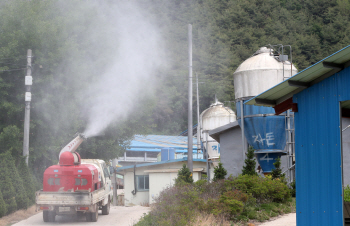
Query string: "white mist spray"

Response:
xmin=80 ymin=2 xmax=166 ymax=138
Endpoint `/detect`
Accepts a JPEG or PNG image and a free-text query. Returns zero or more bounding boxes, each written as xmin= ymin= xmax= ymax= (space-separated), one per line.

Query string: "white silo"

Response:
xmin=200 ymin=99 xmax=236 ymax=160
xmin=234 ymin=46 xmax=298 ymax=174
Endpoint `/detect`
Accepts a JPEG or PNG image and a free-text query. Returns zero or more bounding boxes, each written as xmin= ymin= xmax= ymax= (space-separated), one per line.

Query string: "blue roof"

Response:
xmin=116 ymin=158 xmax=206 ymax=172
xmin=127 ymin=135 xmax=199 ymax=153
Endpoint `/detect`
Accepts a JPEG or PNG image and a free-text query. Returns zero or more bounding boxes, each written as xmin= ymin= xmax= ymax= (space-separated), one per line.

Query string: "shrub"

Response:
xmin=2 ymin=152 xmax=29 ymax=210
xmin=232 ymin=175 xmax=291 ymax=203
xmin=175 ymin=164 xmax=193 ymax=185
xmin=0 ymin=156 xmax=17 ymax=214
xmin=290 ymin=180 xmax=296 ymax=197
xmin=17 ymin=157 xmax=36 ymax=204
xmin=271 ymin=157 xmax=285 ymax=180
xmin=0 ymin=190 xmax=7 ymax=217
xmin=220 ymin=191 xmax=244 ymax=217
xmin=213 ymin=162 xmax=227 ymax=181
xmin=242 ymin=146 xmax=258 ymax=176
xmin=345 ymin=185 xmax=350 ymax=202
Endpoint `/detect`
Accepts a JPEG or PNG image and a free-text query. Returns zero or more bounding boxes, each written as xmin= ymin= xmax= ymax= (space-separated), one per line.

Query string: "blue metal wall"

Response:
xmin=294 ymin=66 xmax=350 ymax=225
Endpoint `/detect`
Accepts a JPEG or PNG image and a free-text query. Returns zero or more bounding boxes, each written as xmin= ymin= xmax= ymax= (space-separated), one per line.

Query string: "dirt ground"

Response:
xmin=254 ymin=213 xmax=296 ymax=226
xmin=0 ymin=205 xmax=37 ymax=226
xmin=1 ymin=205 xmax=295 ymax=226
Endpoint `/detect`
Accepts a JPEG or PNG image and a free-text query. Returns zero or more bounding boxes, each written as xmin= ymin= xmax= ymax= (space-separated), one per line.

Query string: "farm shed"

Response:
xmin=246 ymin=45 xmax=350 ymax=225
xmin=116 ymin=159 xmax=211 ymax=206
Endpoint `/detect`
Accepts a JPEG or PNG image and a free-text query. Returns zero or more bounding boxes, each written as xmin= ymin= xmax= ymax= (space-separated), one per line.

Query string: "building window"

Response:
xmin=137 ymin=175 xmax=149 ymax=191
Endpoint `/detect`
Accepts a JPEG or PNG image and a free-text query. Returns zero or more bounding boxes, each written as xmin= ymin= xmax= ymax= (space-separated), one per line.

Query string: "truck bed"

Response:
xmin=36 ymin=188 xmax=107 ymax=206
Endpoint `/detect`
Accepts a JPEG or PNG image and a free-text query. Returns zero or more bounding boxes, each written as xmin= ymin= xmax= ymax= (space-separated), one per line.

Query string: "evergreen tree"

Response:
xmin=0 ymin=190 xmax=7 ymax=218
xmin=0 ymin=157 xmax=17 ymax=214
xmin=213 ymin=162 xmax=227 ymax=181
xmin=242 ymin=146 xmax=258 ymax=176
xmin=2 ymin=152 xmax=29 ymax=210
xmin=271 ymin=157 xmax=285 ymax=180
xmin=17 ymin=157 xmax=36 ymax=204
xmin=175 ymin=164 xmax=193 ymax=185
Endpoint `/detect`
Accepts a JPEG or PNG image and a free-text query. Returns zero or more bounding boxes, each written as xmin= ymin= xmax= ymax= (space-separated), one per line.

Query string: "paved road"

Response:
xmin=13 ymin=206 xmax=150 ymax=226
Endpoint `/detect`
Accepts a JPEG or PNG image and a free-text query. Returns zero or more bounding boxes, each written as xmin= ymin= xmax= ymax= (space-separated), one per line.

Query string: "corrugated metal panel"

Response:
xmin=246 ymin=44 xmax=350 ymax=107
xmin=127 ymin=135 xmax=198 ymax=152
xmin=294 ymin=70 xmax=348 ymax=225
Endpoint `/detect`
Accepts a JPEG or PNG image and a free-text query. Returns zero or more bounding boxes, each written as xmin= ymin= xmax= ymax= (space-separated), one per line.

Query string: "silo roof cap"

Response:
xmin=253 ymin=47 xmax=272 ymax=56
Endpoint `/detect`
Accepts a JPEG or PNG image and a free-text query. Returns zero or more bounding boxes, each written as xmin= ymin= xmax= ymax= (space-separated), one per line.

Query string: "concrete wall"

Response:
xmin=123 ymin=170 xmax=149 ymax=206
xmin=122 ymin=161 xmax=209 ymax=206
xmin=220 ymin=127 xmax=244 ymax=177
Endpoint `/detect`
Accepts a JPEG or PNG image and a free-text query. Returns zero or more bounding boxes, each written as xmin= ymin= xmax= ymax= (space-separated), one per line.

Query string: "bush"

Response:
xmin=17 ymin=157 xmax=36 ymax=204
xmin=290 ymin=180 xmax=296 ymax=197
xmin=232 ymin=175 xmax=291 ymax=203
xmin=2 ymin=152 xmax=29 ymax=210
xmin=175 ymin=164 xmax=193 ymax=185
xmin=0 ymin=156 xmax=17 ymax=214
xmin=213 ymin=162 xmax=227 ymax=181
xmin=137 ymin=175 xmax=293 ymax=226
xmin=271 ymin=157 xmax=285 ymax=180
xmin=345 ymin=185 xmax=350 ymax=202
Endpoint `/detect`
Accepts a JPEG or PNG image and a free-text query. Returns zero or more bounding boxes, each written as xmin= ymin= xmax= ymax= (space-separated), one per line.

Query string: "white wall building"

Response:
xmin=116 ymin=159 xmax=213 ymax=206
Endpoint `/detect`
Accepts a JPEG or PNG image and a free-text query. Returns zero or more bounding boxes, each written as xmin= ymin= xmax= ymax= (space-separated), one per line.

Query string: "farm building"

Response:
xmin=246 ymin=45 xmax=350 ymax=225
xmin=116 ymin=158 xmax=213 ymax=206
xmin=117 ymin=135 xmax=202 ymax=167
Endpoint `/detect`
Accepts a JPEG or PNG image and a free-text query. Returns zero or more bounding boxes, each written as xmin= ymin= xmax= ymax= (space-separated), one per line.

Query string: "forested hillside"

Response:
xmin=0 ymin=0 xmax=349 ymax=182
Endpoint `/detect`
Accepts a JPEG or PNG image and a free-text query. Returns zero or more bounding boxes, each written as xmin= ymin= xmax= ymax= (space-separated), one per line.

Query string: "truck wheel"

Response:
xmin=86 ymin=212 xmax=92 ymax=222
xmin=91 ymin=208 xmax=98 ymax=222
xmin=43 ymin=211 xmax=49 ymax=222
xmin=48 ymin=211 xmax=56 ymax=222
xmin=102 ymin=200 xmax=110 ymax=215
xmin=43 ymin=211 xmax=55 ymax=222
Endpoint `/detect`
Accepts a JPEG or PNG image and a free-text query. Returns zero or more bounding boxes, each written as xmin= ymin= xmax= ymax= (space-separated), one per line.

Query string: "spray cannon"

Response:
xmin=59 ymin=133 xmax=87 ymax=166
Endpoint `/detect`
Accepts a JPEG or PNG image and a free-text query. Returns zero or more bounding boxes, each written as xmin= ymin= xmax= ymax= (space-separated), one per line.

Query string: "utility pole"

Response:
xmin=187 ymin=24 xmax=193 ymax=173
xmin=196 ymin=73 xmax=200 ymax=159
xmin=23 ymin=49 xmax=32 ymax=165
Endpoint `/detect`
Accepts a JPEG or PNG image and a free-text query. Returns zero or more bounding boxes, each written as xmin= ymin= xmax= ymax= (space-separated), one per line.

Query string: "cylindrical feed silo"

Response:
xmin=234 ymin=47 xmax=297 ymax=173
xmin=201 ymin=99 xmax=236 ymax=160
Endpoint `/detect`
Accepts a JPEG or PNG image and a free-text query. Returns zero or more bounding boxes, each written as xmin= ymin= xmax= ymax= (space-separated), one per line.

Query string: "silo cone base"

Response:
xmin=254 ymin=151 xmax=285 ymax=174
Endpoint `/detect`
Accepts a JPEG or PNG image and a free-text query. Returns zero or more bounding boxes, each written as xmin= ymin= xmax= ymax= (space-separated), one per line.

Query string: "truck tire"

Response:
xmin=49 ymin=211 xmax=56 ymax=222
xmin=102 ymin=200 xmax=110 ymax=215
xmin=43 ymin=211 xmax=49 ymax=222
xmin=86 ymin=212 xmax=92 ymax=222
xmin=43 ymin=211 xmax=55 ymax=222
xmin=91 ymin=208 xmax=98 ymax=222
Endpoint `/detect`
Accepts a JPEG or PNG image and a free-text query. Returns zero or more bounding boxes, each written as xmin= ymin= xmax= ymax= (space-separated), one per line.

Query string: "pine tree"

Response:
xmin=0 ymin=156 xmax=17 ymax=214
xmin=2 ymin=152 xmax=29 ymax=210
xmin=271 ymin=157 xmax=285 ymax=180
xmin=17 ymin=157 xmax=36 ymax=204
xmin=0 ymin=190 xmax=7 ymax=217
xmin=175 ymin=164 xmax=193 ymax=185
xmin=242 ymin=146 xmax=258 ymax=176
xmin=213 ymin=162 xmax=227 ymax=181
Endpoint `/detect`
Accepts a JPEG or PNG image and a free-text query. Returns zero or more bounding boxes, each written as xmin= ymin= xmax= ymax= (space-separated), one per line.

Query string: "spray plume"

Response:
xmin=73 ymin=2 xmax=166 ymax=138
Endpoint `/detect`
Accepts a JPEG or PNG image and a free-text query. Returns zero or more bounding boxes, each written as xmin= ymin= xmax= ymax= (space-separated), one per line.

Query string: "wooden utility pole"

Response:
xmin=23 ymin=49 xmax=32 ymax=165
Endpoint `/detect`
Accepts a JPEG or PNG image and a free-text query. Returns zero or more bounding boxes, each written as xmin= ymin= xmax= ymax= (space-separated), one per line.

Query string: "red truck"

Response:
xmin=35 ymin=134 xmax=113 ymax=222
